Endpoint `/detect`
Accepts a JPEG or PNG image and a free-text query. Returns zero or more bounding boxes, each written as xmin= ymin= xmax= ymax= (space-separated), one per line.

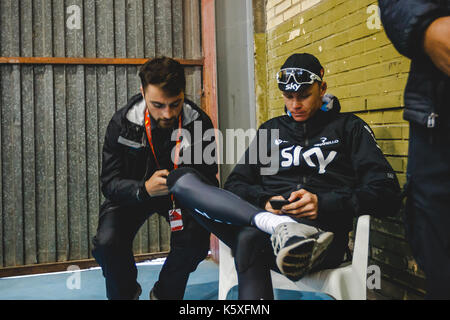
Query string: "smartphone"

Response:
xmin=269 ymin=199 xmax=290 ymax=210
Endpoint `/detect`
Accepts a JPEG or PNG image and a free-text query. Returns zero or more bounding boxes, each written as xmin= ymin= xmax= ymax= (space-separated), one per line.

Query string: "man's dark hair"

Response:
xmin=139 ymin=57 xmax=186 ymax=97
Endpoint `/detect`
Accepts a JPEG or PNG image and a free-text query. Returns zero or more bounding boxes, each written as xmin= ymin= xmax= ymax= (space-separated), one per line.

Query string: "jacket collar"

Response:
xmin=279 ymin=94 xmax=342 ymax=139
xmin=283 ymin=94 xmax=341 ymax=124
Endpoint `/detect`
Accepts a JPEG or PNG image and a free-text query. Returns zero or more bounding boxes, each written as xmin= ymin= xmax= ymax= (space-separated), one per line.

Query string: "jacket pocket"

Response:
xmin=123 ymin=146 xmax=147 ymax=179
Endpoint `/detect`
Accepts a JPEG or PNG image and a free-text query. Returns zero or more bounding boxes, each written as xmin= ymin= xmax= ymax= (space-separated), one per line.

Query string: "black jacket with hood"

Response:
xmin=100 ymin=93 xmax=218 ymax=217
xmin=224 ymin=95 xmax=402 ymax=232
xmin=379 ymin=0 xmax=450 ymax=128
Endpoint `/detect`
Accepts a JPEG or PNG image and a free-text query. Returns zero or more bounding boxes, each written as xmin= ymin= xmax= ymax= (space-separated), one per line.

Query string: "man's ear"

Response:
xmin=320 ymin=81 xmax=327 ymax=97
xmin=140 ymin=85 xmax=145 ymax=98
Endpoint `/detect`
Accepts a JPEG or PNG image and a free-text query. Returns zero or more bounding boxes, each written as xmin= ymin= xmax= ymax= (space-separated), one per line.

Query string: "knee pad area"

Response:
xmin=168 ymin=167 xmax=216 ymax=190
xmin=167 ymin=167 xmax=197 ymax=188
xmin=92 ymin=235 xmax=124 ymax=258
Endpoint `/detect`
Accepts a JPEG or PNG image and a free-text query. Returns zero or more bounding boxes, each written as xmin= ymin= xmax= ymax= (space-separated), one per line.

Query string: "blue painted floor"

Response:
xmin=0 ymin=258 xmax=332 ymax=300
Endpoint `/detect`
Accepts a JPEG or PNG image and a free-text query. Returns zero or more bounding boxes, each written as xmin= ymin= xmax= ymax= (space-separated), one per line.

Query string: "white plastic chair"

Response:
xmin=218 ymin=215 xmax=370 ymax=300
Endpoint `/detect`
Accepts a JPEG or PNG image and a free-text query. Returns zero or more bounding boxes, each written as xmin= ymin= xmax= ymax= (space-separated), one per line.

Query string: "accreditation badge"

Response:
xmin=169 ymin=208 xmax=184 ymax=232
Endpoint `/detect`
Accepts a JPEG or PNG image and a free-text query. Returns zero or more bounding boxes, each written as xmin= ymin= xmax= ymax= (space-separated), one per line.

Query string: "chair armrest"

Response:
xmin=218 ymin=240 xmax=237 ymax=300
xmin=352 ymin=215 xmax=370 ymax=284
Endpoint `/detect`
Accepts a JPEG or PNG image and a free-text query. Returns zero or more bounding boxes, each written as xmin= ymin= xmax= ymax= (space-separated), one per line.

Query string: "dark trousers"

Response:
xmin=190 ymin=216 xmax=347 ymax=300
xmin=91 ymin=206 xmax=210 ymax=300
xmin=405 ymin=123 xmax=450 ymax=299
xmin=168 ymin=167 xmax=347 ymax=300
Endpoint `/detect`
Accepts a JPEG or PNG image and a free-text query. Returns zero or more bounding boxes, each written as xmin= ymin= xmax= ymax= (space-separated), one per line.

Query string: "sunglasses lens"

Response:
xmin=277 ymin=71 xmax=287 ymax=83
xmin=277 ymin=70 xmax=296 ymax=83
xmin=293 ymin=69 xmax=311 ymax=83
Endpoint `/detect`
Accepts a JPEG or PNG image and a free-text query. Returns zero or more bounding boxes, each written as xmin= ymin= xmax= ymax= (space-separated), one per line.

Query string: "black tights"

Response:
xmin=167 ymin=167 xmax=277 ymax=299
xmin=167 ymin=167 xmax=348 ymax=299
xmin=167 ymin=167 xmax=262 ymax=226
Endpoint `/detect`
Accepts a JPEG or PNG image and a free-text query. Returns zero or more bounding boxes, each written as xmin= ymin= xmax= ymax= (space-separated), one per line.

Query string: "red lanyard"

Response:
xmin=144 ymin=109 xmax=182 ymax=205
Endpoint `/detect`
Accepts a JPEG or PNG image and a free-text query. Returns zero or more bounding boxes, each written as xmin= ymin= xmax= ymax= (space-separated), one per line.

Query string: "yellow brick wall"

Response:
xmin=260 ymin=0 xmax=425 ymax=299
xmin=264 ymin=0 xmax=410 ymax=187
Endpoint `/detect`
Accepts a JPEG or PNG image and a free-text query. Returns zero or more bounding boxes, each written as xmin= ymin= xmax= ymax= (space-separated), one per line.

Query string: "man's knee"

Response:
xmin=92 ymin=236 xmax=111 ymax=259
xmin=167 ymin=167 xmax=214 ymax=191
xmin=233 ymin=227 xmax=272 ymax=273
xmin=91 ymin=229 xmax=124 ymax=260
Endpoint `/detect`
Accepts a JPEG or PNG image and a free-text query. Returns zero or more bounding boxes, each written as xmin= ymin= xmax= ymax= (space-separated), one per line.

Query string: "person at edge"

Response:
xmin=379 ymin=0 xmax=450 ymax=299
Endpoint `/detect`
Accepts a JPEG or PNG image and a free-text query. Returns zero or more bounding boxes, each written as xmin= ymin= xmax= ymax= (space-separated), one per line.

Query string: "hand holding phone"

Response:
xmin=269 ymin=199 xmax=290 ymax=210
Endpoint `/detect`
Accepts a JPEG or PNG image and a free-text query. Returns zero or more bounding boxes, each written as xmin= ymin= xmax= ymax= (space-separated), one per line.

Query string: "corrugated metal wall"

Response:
xmin=0 ymin=0 xmax=203 ymax=267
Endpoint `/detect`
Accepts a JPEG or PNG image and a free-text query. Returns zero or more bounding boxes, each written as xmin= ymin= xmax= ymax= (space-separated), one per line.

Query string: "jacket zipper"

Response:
xmin=301 ymin=123 xmax=308 ymax=187
xmin=303 ymin=123 xmax=309 ymax=147
xmin=142 ymin=131 xmax=151 ymax=180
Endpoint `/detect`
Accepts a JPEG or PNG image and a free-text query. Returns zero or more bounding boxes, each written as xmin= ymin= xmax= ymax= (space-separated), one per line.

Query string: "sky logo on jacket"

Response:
xmin=280 ymin=144 xmax=337 ymax=174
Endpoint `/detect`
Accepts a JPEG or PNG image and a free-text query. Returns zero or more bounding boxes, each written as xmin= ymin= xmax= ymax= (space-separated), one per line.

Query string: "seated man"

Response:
xmin=167 ymin=53 xmax=402 ymax=299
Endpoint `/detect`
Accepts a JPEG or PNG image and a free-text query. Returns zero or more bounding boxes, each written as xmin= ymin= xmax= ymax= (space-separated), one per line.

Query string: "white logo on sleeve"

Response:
xmin=314 ymin=137 xmax=339 ymax=147
xmin=364 ymin=125 xmax=381 ymax=149
xmin=274 ymin=138 xmax=289 ymax=145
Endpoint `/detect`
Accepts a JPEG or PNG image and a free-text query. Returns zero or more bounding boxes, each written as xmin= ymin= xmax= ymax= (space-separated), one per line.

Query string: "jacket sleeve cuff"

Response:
xmin=136 ymin=180 xmax=152 ymax=202
xmin=316 ymin=191 xmax=353 ymax=219
xmin=256 ymin=192 xmax=277 ymax=210
xmin=317 ymin=192 xmax=336 ymax=217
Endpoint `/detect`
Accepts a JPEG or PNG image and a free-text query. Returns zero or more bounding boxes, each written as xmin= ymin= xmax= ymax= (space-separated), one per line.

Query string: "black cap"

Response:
xmin=278 ymin=53 xmax=324 ymax=92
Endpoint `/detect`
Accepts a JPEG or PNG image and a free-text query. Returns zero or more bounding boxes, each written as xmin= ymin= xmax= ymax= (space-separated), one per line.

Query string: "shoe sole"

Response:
xmin=276 ymin=238 xmax=316 ymax=282
xmin=310 ymin=232 xmax=334 ymax=271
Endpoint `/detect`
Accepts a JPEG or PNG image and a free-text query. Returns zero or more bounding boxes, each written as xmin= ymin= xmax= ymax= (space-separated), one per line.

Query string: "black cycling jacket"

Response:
xmin=379 ymin=0 xmax=450 ymax=128
xmin=224 ymin=95 xmax=402 ymax=232
xmin=100 ymin=93 xmax=218 ymax=216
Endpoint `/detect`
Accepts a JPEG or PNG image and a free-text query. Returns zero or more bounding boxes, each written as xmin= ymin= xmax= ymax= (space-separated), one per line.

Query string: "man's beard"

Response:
xmin=156 ymin=117 xmax=177 ymax=129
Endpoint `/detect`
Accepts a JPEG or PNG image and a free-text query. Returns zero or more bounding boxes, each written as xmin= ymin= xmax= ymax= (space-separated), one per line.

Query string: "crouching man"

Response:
xmin=92 ymin=57 xmax=219 ymax=300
